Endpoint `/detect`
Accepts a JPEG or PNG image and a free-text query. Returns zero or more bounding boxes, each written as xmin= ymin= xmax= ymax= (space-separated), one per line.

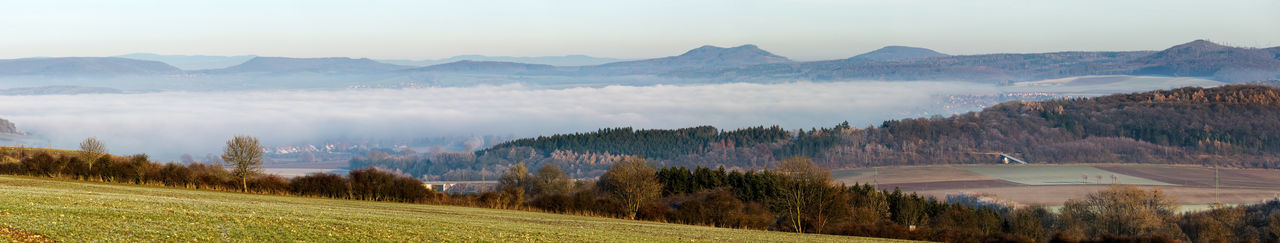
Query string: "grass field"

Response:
xmin=0 ymin=175 xmax=901 ymax=242
xmin=833 ymin=166 xmax=994 ymax=185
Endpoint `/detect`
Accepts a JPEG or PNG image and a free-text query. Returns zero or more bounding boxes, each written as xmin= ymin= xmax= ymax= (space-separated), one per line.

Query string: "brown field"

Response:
xmin=832 ymin=166 xmax=996 ymax=185
xmin=263 ymin=160 xmax=350 ymax=178
xmin=1096 ymin=164 xmax=1280 ymax=189
xmin=912 ymin=185 xmax=1280 ymax=206
xmin=835 ymin=164 xmax=1280 ymax=208
xmin=877 ymin=179 xmax=1022 ymax=192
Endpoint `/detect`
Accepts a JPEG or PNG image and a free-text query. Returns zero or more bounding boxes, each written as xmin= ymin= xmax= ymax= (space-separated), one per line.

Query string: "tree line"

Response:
xmin=494 ymin=156 xmax=1280 ymax=242
xmin=0 ymin=136 xmax=438 ymax=203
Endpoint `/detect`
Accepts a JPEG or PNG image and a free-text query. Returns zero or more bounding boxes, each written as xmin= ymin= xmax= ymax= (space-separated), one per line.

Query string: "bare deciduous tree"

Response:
xmin=533 ymin=163 xmax=572 ymax=197
xmin=499 ymin=163 xmax=532 ymax=191
xmin=599 ymin=157 xmax=661 ymax=220
xmin=1058 ymin=185 xmax=1183 ymax=239
xmin=79 ymin=137 xmax=107 ymax=169
xmin=222 ymin=135 xmax=263 ymax=192
xmin=774 ymin=156 xmax=836 ymax=233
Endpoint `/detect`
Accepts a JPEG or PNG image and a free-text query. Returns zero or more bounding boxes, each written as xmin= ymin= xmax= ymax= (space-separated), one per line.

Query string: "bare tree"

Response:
xmin=533 ymin=163 xmax=572 ymax=196
xmin=1058 ymin=185 xmax=1182 ymax=239
xmin=598 ymin=157 xmax=661 ymax=220
xmin=773 ymin=156 xmax=836 ymax=233
xmin=499 ymin=163 xmax=532 ymax=191
xmin=79 ymin=137 xmax=107 ymax=169
xmin=222 ymin=135 xmax=264 ymax=192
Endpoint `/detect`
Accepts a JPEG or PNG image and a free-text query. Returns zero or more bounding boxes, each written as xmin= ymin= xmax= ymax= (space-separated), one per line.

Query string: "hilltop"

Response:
xmin=208 ymin=57 xmax=412 ymax=74
xmin=379 ymin=54 xmax=626 ymax=67
xmin=849 ymin=46 xmax=949 ymax=60
xmin=584 ymin=44 xmax=791 ymax=74
xmin=1133 ymin=39 xmax=1280 ymax=81
xmin=405 ymin=60 xmax=559 ymax=74
xmin=115 ymin=53 xmax=257 ymax=70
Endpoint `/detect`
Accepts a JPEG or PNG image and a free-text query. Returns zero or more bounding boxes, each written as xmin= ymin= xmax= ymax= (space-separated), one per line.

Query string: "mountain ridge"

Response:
xmin=207 ymin=57 xmax=413 ymax=74
xmin=584 ymin=44 xmax=791 ymax=74
xmin=115 ymin=53 xmax=257 ymax=70
xmin=404 ymin=60 xmax=560 ymax=74
xmin=1 ymin=40 xmax=1277 ymax=87
xmin=379 ymin=54 xmax=625 ymax=67
xmin=850 ymin=46 xmax=949 ymax=60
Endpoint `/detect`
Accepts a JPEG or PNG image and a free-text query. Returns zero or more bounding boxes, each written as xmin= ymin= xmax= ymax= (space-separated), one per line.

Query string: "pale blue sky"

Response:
xmin=2 ymin=0 xmax=1277 ymax=60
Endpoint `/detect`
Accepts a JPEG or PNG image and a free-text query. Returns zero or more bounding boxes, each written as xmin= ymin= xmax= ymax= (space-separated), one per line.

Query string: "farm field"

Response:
xmin=1094 ymin=164 xmax=1280 ymax=189
xmin=833 ymin=164 xmax=1280 ymax=208
xmin=832 ymin=166 xmax=994 ymax=185
xmin=0 ymin=175 xmax=898 ymax=242
xmin=962 ymin=165 xmax=1172 ymax=186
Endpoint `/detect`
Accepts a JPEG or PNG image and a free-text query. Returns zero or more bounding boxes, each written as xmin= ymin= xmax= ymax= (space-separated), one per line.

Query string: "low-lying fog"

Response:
xmin=0 ymin=81 xmax=995 ymax=160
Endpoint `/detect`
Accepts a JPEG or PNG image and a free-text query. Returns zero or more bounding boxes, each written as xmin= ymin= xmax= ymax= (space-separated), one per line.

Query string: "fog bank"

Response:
xmin=0 ymin=81 xmax=995 ymax=160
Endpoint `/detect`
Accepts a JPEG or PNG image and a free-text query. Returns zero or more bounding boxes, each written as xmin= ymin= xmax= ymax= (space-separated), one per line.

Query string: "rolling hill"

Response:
xmin=405 ymin=60 xmax=561 ymax=74
xmin=115 ymin=53 xmax=258 ymax=71
xmin=379 ymin=54 xmax=625 ymax=67
xmin=207 ymin=57 xmax=412 ymax=74
xmin=1132 ymin=40 xmax=1280 ymax=82
xmin=584 ymin=44 xmax=792 ymax=74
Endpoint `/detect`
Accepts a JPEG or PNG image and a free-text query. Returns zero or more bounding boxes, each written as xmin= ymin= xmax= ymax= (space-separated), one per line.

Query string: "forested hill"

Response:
xmin=859 ymin=84 xmax=1280 ymax=168
xmin=358 ymin=85 xmax=1280 ymax=180
xmin=479 ymin=126 xmax=791 ymax=160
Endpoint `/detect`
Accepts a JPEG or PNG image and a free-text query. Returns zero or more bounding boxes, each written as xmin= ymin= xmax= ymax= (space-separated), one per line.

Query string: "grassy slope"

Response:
xmin=0 ymin=176 xmax=902 ymax=242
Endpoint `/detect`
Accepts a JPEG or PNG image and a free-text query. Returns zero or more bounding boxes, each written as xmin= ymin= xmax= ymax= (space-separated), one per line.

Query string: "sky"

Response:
xmin=2 ymin=0 xmax=1278 ymax=61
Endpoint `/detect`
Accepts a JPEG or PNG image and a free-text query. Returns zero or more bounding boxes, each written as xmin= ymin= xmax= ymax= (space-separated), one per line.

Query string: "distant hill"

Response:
xmin=1251 ymin=79 xmax=1280 ymax=87
xmin=585 ymin=44 xmax=791 ymax=74
xmin=405 ymin=60 xmax=560 ymax=74
xmin=379 ymin=55 xmax=625 ymax=67
xmin=208 ymin=57 xmax=412 ymax=74
xmin=673 ymin=50 xmax=1152 ymax=82
xmin=480 ymin=126 xmax=790 ymax=161
xmin=850 ymin=46 xmax=949 ymax=60
xmin=0 ymin=85 xmax=124 ymax=95
xmin=0 ymin=118 xmax=19 ymax=135
xmin=0 ymin=57 xmax=181 ymax=76
xmin=115 ymin=53 xmax=257 ymax=70
xmin=673 ymin=40 xmax=1280 ymax=83
xmin=1132 ymin=40 xmax=1280 ymax=82
xmin=4 ymin=40 xmax=1277 ymax=88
